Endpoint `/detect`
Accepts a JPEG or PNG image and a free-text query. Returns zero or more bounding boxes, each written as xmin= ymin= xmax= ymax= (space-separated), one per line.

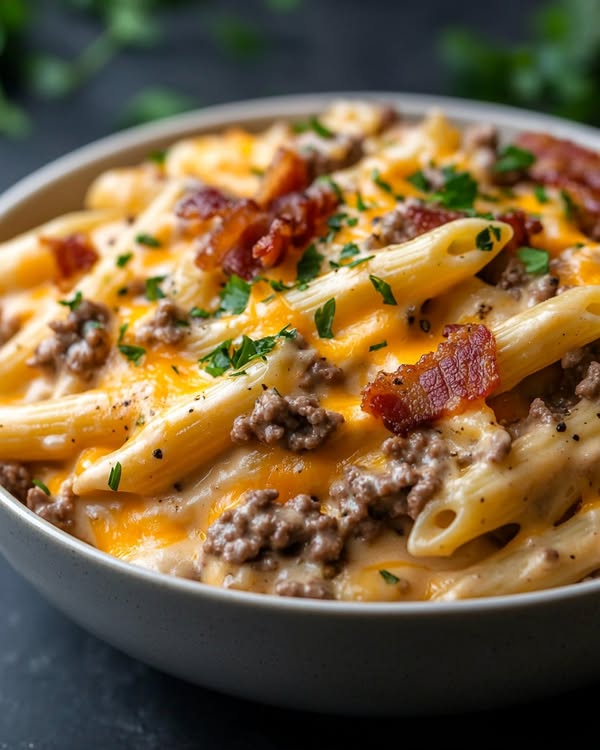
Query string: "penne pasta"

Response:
xmin=3 ymin=97 xmax=600 ymax=602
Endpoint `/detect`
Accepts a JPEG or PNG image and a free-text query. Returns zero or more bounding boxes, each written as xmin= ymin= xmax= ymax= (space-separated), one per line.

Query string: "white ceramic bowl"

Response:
xmin=2 ymin=92 xmax=600 ymax=717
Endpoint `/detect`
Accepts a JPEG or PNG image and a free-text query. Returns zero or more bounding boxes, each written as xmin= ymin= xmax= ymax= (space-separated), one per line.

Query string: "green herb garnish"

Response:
xmin=116 ymin=252 xmax=133 ymax=268
xmin=369 ymin=274 xmax=397 ymax=305
xmin=145 ymin=275 xmax=166 ymax=301
xmin=517 ymin=247 xmax=550 ymax=275
xmin=493 ymin=145 xmax=536 ymax=174
xmin=32 ymin=479 xmax=50 ymax=495
xmin=430 ymin=166 xmax=477 ymax=210
xmin=296 ymin=244 xmax=324 ymax=288
xmin=371 ymin=168 xmax=394 ymax=194
xmin=406 ymin=170 xmax=431 ymax=192
xmin=118 ymin=343 xmax=146 ymax=366
xmin=476 ymin=225 xmax=501 ymax=252
xmin=379 ymin=569 xmax=400 ymax=584
xmin=218 ymin=274 xmax=251 ymax=315
xmin=135 ymin=233 xmax=162 ymax=248
xmin=108 ymin=462 xmax=122 ymax=492
xmin=314 ymin=298 xmax=336 ymax=339
xmin=534 ymin=185 xmax=549 ymax=204
xmin=369 ymin=340 xmax=387 ymax=352
xmin=59 ymin=290 xmax=82 ymax=311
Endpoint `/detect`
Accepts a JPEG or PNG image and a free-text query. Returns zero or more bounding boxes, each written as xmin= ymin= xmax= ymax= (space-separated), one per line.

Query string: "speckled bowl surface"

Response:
xmin=1 ymin=92 xmax=600 ymax=717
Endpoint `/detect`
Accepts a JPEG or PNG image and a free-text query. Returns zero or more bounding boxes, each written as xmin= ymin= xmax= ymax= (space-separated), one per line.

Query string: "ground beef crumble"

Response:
xmin=498 ymin=341 xmax=600 ymax=439
xmin=330 ymin=429 xmax=450 ymax=538
xmin=0 ymin=461 xmax=32 ymax=502
xmin=135 ymin=298 xmax=189 ymax=346
xmin=203 ymin=489 xmax=344 ymax=566
xmin=296 ymin=132 xmax=364 ymax=181
xmin=25 ymin=480 xmax=76 ymax=531
xmin=231 ymin=389 xmax=344 ymax=451
xmin=28 ymin=298 xmax=111 ymax=379
xmin=497 ymin=256 xmax=559 ymax=306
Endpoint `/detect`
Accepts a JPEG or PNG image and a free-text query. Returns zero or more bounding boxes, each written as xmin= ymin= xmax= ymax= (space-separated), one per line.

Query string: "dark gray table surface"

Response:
xmin=1 ymin=1 xmax=596 ymax=747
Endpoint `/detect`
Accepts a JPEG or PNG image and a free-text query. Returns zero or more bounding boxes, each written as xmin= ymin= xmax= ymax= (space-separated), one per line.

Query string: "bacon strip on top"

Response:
xmin=174 ymin=146 xmax=339 ymax=279
xmin=361 ymin=324 xmax=500 ymax=435
xmin=516 ymin=131 xmax=600 ymax=240
xmin=42 ymin=233 xmax=99 ymax=284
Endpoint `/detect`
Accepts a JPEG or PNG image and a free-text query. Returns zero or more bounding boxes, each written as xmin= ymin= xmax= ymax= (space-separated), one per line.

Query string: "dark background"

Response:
xmin=2 ymin=0 xmax=598 ymax=747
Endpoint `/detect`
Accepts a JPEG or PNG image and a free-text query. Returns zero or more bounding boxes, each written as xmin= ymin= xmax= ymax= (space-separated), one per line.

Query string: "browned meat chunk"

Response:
xmin=203 ymin=489 xmax=344 ymax=565
xmin=26 ymin=481 xmax=76 ymax=531
xmin=369 ymin=199 xmax=464 ymax=248
xmin=297 ymin=348 xmax=344 ymax=389
xmin=0 ymin=462 xmax=32 ymax=502
xmin=274 ymin=578 xmax=333 ymax=600
xmin=135 ymin=299 xmax=189 ymax=346
xmin=28 ymin=298 xmax=111 ymax=379
xmin=231 ymin=389 xmax=344 ymax=452
xmin=297 ymin=132 xmax=364 ymax=181
xmin=330 ymin=429 xmax=449 ymax=536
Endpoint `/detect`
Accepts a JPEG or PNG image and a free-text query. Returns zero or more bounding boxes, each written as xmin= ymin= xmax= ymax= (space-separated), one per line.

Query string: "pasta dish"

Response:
xmin=2 ymin=98 xmax=600 ymax=602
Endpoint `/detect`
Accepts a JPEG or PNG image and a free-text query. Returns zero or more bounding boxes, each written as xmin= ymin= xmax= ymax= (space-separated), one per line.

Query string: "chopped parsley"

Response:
xmin=189 ymin=306 xmax=211 ymax=319
xmin=296 ymin=244 xmax=324 ymax=288
xmin=135 ymin=233 xmax=162 ymax=248
xmin=200 ymin=339 xmax=233 ymax=377
xmin=379 ymin=569 xmax=400 ymax=584
xmin=561 ymin=189 xmax=576 ymax=220
xmin=267 ymin=279 xmax=296 ymax=292
xmin=329 ymin=242 xmax=364 ymax=268
xmin=327 ymin=212 xmax=355 ymax=232
xmin=118 ymin=343 xmax=146 ymax=366
xmin=116 ymin=252 xmax=133 ymax=268
xmin=534 ymin=185 xmax=549 ymax=204
xmin=318 ymin=175 xmax=344 ymax=202
xmin=59 ymin=290 xmax=83 ymax=311
xmin=32 ymin=479 xmax=50 ymax=495
xmin=314 ymin=297 xmax=336 ymax=339
xmin=429 ymin=166 xmax=477 ymax=210
xmin=293 ymin=115 xmax=334 ymax=138
xmin=476 ymin=225 xmax=501 ymax=252
xmin=355 ymin=191 xmax=369 ymax=211
xmin=199 ymin=326 xmax=296 ymax=377
xmin=493 ymin=144 xmax=536 ymax=174
xmin=369 ymin=274 xmax=397 ymax=305
xmin=108 ymin=462 xmax=122 ymax=491
xmin=347 ymin=254 xmax=374 ymax=268
xmin=218 ymin=274 xmax=251 ymax=315
xmin=517 ymin=247 xmax=550 ymax=275
xmin=117 ymin=324 xmax=146 ymax=365
xmin=145 ymin=275 xmax=166 ymax=301
xmin=406 ymin=170 xmax=430 ymax=192
xmin=369 ymin=340 xmax=387 ymax=352
xmin=371 ymin=167 xmax=394 ymax=194
xmin=148 ymin=149 xmax=167 ymax=165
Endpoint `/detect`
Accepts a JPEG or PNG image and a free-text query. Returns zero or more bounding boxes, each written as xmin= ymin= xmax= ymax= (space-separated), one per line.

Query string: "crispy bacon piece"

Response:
xmin=517 ymin=132 xmax=600 ymax=192
xmin=495 ymin=209 xmax=542 ymax=253
xmin=42 ymin=233 xmax=99 ymax=283
xmin=254 ymin=147 xmax=309 ymax=208
xmin=403 ymin=202 xmax=465 ymax=238
xmin=516 ymin=131 xmax=600 ymax=240
xmin=175 ymin=178 xmax=339 ymax=280
xmin=175 ymin=186 xmax=233 ymax=221
xmin=374 ymin=201 xmax=540 ymax=254
xmin=361 ymin=324 xmax=500 ymax=435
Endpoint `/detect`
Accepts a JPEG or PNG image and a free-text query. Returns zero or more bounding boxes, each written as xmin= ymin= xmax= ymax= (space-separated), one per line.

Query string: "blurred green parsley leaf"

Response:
xmin=439 ymin=0 xmax=600 ymax=125
xmin=119 ymin=86 xmax=199 ymax=127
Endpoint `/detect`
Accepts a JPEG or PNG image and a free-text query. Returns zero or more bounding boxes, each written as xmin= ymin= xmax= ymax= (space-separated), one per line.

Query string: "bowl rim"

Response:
xmin=2 ymin=89 xmax=600 ymax=617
